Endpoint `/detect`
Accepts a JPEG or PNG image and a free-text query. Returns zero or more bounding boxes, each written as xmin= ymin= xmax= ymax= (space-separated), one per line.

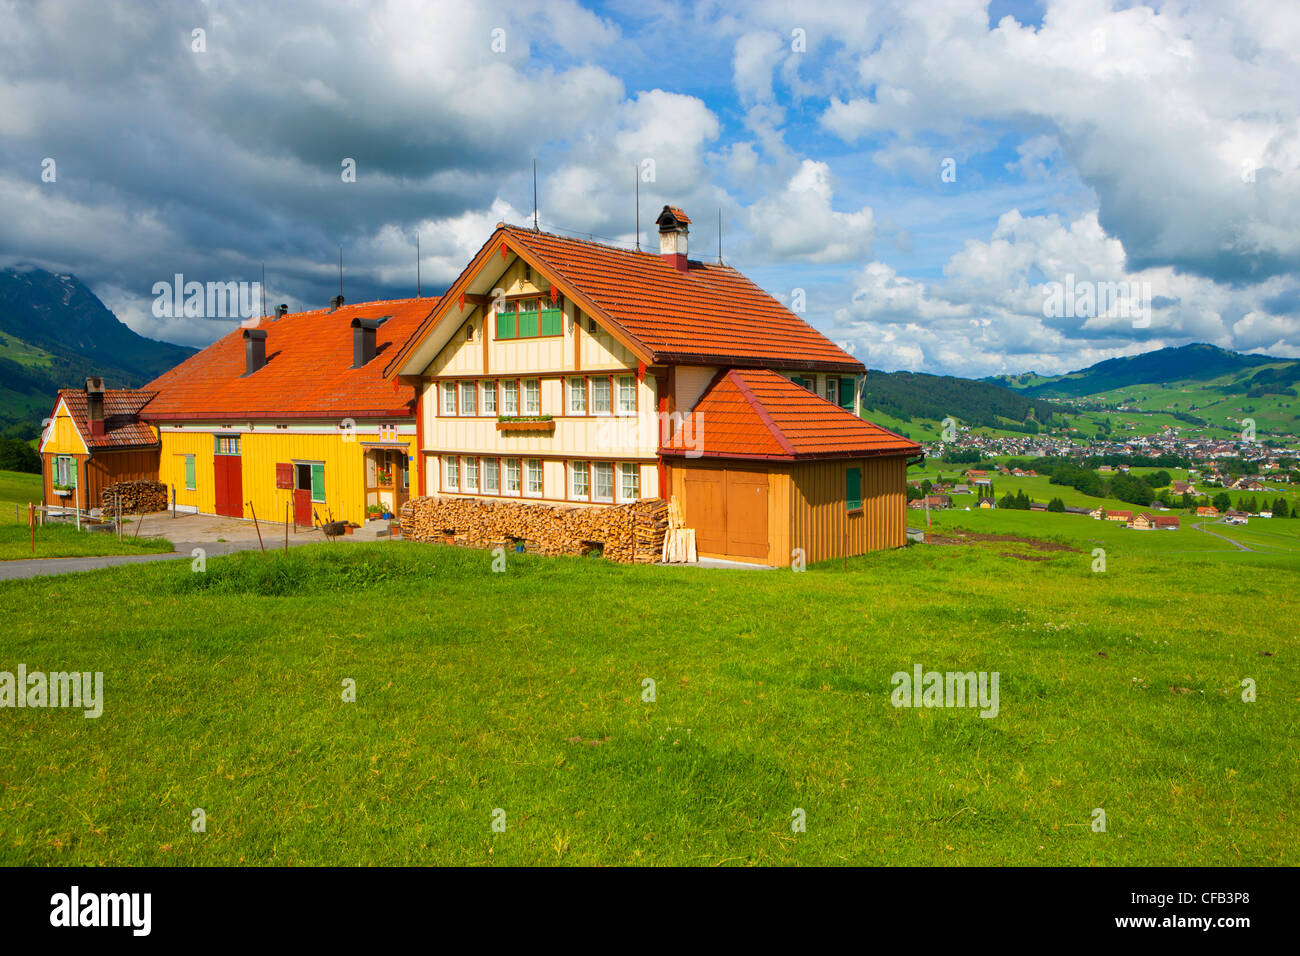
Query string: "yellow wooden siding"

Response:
xmin=41 ymin=402 xmax=89 ymax=456
xmin=788 ymin=456 xmax=907 ymax=564
xmin=157 ymin=429 xmax=415 ymax=525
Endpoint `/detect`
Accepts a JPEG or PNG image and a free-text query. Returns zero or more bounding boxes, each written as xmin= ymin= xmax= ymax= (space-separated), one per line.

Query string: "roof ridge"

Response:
xmin=282 ymin=295 xmax=440 ymax=318
xmin=504 ymin=222 xmax=735 ymax=267
xmin=728 ymin=370 xmax=796 ymax=455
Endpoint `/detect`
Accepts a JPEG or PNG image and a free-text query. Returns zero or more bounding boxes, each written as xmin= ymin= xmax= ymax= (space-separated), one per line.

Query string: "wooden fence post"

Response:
xmin=248 ymin=501 xmax=265 ymax=552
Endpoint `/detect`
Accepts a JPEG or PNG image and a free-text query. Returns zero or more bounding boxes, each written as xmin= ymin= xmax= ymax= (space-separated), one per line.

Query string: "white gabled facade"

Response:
xmin=418 ymin=258 xmax=662 ymax=506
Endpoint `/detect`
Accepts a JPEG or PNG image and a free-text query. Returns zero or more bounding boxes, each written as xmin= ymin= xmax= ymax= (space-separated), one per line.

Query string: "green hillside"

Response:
xmin=0 ymin=267 xmax=195 ymax=439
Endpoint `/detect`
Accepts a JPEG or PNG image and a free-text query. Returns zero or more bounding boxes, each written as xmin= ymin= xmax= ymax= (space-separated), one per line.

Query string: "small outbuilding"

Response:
xmin=38 ymin=378 xmax=159 ymax=513
xmin=660 ymin=369 xmax=920 ymax=566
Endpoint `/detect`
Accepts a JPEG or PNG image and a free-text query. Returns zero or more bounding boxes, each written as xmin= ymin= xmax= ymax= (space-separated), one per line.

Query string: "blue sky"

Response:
xmin=0 ymin=0 xmax=1296 ymax=377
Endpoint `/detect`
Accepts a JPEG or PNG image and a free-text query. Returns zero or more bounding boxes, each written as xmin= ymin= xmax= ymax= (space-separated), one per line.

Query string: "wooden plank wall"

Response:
xmin=788 ymin=455 xmax=907 ymax=564
xmin=87 ymin=449 xmax=161 ymax=508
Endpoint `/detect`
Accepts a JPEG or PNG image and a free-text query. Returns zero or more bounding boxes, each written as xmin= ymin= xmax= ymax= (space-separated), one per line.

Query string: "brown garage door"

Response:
xmin=682 ymin=466 xmax=769 ymax=562
xmin=725 ymin=470 xmax=768 ymax=559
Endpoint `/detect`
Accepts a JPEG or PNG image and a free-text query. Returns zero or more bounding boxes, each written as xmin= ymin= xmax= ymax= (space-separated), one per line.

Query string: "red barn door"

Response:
xmin=213 ymin=454 xmax=243 ymax=518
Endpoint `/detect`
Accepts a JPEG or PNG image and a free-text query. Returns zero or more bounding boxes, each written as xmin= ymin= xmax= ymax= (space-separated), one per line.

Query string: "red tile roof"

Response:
xmin=660 ymin=368 xmax=919 ymax=461
xmin=144 ymin=297 xmax=437 ymax=420
xmin=661 ymin=206 xmax=691 ymax=225
xmin=487 ymin=226 xmax=862 ymax=371
xmin=55 ymin=389 xmax=158 ymax=449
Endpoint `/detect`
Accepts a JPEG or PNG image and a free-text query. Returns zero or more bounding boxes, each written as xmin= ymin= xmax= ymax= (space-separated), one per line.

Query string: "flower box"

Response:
xmin=496 ymin=418 xmax=555 ymax=434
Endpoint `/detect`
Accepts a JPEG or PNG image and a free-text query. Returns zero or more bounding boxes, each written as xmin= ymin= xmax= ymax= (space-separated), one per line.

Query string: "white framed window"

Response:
xmin=464 ymin=457 xmax=479 ymax=492
xmin=460 ymin=381 xmax=476 ymax=416
xmin=55 ymin=455 xmax=76 ymax=487
xmin=569 ymin=461 xmax=589 ymax=500
xmin=483 ymin=458 xmax=500 ymax=493
xmin=593 ymin=461 xmax=614 ymax=502
xmin=482 ymin=380 xmax=497 ymax=415
xmin=591 ymin=377 xmax=611 ymax=415
xmin=441 ymin=382 xmax=457 ymax=415
xmin=617 ymin=376 xmax=637 ymax=414
xmin=620 ymin=463 xmax=640 ymax=501
xmin=826 ymin=377 xmax=838 ymax=403
xmin=504 ymin=458 xmax=521 ymax=495
xmin=567 ymin=377 xmax=587 ymax=415
xmin=524 ymin=379 xmax=540 ymax=415
xmin=442 ymin=455 xmax=459 ymax=492
xmin=525 ymin=459 xmax=543 ymax=496
xmin=502 ymin=380 xmax=519 ymax=416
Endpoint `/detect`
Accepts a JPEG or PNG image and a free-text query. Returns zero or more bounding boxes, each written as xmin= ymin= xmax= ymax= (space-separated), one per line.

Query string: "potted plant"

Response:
xmin=53 ymin=484 xmax=73 ymax=498
xmin=366 ymin=504 xmax=384 ymax=521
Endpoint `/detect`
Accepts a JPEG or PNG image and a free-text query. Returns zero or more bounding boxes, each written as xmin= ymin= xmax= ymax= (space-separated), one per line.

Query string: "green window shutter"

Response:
xmin=518 ymin=303 xmax=539 ymax=338
xmin=497 ymin=309 xmax=516 ymax=340
xmin=310 ymin=463 xmax=325 ymax=502
xmin=185 ymin=455 xmax=196 ymax=490
xmin=69 ymin=459 xmax=77 ymax=488
xmin=540 ymin=307 xmax=562 ymax=336
xmin=840 ymin=377 xmax=854 ymax=410
xmin=847 ymin=466 xmax=862 ymax=511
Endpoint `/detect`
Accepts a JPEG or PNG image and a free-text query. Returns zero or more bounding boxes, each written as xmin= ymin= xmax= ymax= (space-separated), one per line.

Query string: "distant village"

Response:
xmin=914 ymin=419 xmax=1299 ymax=529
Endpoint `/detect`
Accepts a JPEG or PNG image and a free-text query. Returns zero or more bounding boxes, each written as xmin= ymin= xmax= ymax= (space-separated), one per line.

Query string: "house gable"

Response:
xmin=39 ymin=397 xmax=90 ymax=456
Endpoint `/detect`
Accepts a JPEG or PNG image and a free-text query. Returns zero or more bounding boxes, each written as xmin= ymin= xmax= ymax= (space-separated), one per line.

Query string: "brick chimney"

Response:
xmin=84 ymin=376 xmax=105 ymax=439
xmin=351 ymin=317 xmax=382 ymax=368
xmin=656 ymin=206 xmax=691 ymax=272
xmin=243 ymin=328 xmax=268 ymax=376
xmin=330 ymin=295 xmax=345 ymax=311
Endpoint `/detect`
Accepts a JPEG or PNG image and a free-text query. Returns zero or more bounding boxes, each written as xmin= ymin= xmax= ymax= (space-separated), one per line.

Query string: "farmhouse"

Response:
xmin=387 ymin=208 xmax=919 ymax=566
xmin=41 ymin=298 xmax=434 ymax=526
xmin=1196 ymin=506 xmax=1219 ymax=517
xmin=39 ymin=377 xmax=159 ymax=512
xmin=1153 ymin=515 xmax=1180 ymax=529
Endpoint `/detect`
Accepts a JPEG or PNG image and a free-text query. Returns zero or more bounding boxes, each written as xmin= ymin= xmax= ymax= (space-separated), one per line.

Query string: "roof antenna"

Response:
xmin=260 ymin=262 xmax=266 ymax=318
xmin=533 ymin=159 xmax=539 ymax=232
xmin=718 ymin=208 xmax=723 ymax=264
xmin=635 ymin=164 xmax=640 ymax=251
xmin=338 ymin=244 xmax=343 ymax=298
xmin=416 ymin=232 xmax=421 ymax=298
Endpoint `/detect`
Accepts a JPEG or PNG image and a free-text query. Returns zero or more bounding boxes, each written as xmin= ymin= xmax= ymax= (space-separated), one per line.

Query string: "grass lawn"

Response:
xmin=0 ymin=470 xmax=173 ymax=559
xmin=0 ymin=469 xmax=42 ymax=524
xmin=0 ymin=523 xmax=174 ymax=561
xmin=0 ymin=528 xmax=1295 ymax=866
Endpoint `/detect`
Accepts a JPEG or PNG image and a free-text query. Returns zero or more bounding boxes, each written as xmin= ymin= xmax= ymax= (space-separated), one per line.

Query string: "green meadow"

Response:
xmin=0 ymin=514 xmax=1295 ymax=866
xmin=0 ymin=471 xmax=172 ymax=559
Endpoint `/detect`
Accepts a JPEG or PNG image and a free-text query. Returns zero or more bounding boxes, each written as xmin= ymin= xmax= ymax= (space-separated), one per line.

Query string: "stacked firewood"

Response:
xmin=400 ymin=496 xmax=669 ymax=563
xmin=101 ymin=480 xmax=168 ymax=515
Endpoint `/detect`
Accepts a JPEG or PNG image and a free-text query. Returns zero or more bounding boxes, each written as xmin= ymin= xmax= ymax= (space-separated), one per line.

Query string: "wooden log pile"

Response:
xmin=399 ymin=496 xmax=669 ymax=563
xmin=101 ymin=480 xmax=168 ymax=515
